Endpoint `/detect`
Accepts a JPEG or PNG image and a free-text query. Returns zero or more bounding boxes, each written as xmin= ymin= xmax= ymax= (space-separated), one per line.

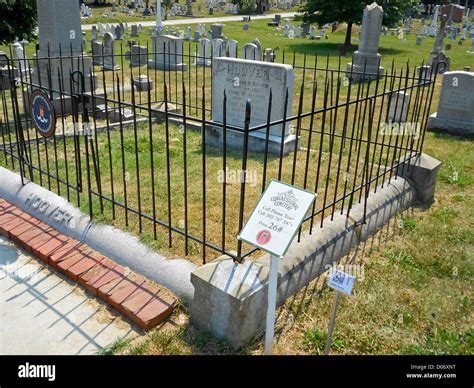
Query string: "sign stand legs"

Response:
xmin=264 ymin=254 xmax=280 ymax=355
xmin=324 ymin=291 xmax=340 ymax=355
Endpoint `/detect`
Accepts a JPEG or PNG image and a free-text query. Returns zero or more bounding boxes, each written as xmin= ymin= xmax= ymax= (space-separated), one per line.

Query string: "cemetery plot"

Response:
xmin=0 ymin=43 xmax=436 ymax=265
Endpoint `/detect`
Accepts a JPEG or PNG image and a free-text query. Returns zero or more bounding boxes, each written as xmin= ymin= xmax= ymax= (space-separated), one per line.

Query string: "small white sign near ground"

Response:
xmin=238 ymin=180 xmax=316 ymax=258
xmin=328 ymin=268 xmax=355 ymax=296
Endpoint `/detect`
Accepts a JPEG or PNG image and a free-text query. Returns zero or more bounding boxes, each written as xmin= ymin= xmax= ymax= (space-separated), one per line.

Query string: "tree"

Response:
xmin=299 ymin=0 xmax=416 ymax=48
xmin=0 ymin=0 xmax=37 ymax=45
xmin=161 ymin=0 xmax=173 ymax=20
xmin=235 ymin=0 xmax=256 ymax=14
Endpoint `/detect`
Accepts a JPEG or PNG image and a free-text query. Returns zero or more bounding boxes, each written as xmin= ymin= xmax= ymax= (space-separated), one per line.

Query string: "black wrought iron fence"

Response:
xmin=0 ymin=42 xmax=441 ymax=265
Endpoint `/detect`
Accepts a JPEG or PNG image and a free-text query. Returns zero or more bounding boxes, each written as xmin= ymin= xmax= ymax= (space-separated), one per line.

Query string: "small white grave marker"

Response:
xmin=327 ymin=268 xmax=355 ymax=296
xmin=324 ymin=268 xmax=356 ymax=355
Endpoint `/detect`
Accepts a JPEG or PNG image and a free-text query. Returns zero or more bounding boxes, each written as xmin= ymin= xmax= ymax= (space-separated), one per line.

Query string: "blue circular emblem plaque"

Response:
xmin=30 ymin=89 xmax=56 ymax=138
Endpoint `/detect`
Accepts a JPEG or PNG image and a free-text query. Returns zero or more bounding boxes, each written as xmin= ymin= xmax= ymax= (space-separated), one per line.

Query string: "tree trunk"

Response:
xmin=344 ymin=21 xmax=353 ymax=47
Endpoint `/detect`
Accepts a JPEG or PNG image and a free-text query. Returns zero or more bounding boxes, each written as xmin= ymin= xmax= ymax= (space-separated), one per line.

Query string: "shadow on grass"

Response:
xmin=429 ymin=128 xmax=474 ymax=141
xmin=284 ymin=42 xmax=407 ymax=58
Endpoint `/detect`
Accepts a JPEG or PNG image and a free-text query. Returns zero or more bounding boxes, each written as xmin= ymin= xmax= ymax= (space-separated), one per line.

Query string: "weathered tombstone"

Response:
xmin=264 ymin=48 xmax=273 ymax=62
xmin=211 ymin=23 xmax=223 ymax=39
xmin=12 ymin=42 xmax=29 ymax=75
xmin=387 ymin=91 xmax=410 ymax=122
xmin=289 ymin=25 xmax=295 ymax=38
xmin=415 ymin=36 xmax=423 ymax=45
xmin=91 ymin=26 xmax=98 ymax=42
xmin=283 ymin=24 xmax=289 ymax=36
xmin=430 ymin=14 xmax=451 ymax=73
xmin=92 ymin=41 xmax=103 ymax=66
xmin=295 ymin=25 xmax=301 ymax=38
xmin=243 ymin=24 xmax=249 ymax=31
xmin=427 ymin=4 xmax=439 ymax=37
xmin=103 ymin=32 xmax=120 ymax=70
xmin=149 ymin=35 xmax=188 ymax=71
xmin=241 ymin=43 xmax=259 ymax=60
xmin=185 ymin=26 xmax=192 ymax=40
xmin=208 ymin=58 xmax=297 ymax=155
xmin=252 ymin=37 xmax=263 ymax=60
xmin=212 ymin=38 xmax=224 ymax=58
xmin=115 ymin=25 xmax=124 ymax=40
xmin=197 ymin=38 xmax=211 ymax=66
xmin=302 ymin=23 xmax=310 ymax=38
xmin=98 ymin=22 xmax=105 ymax=37
xmin=346 ymin=2 xmax=385 ymax=81
xmin=130 ymin=45 xmax=148 ymax=67
xmin=225 ymin=39 xmax=238 ymax=58
xmin=133 ymin=74 xmax=153 ymax=92
xmin=131 ymin=24 xmax=139 ymax=37
xmin=427 ymin=71 xmax=474 ymax=135
xmin=309 ymin=26 xmax=315 ymax=40
xmin=31 ymin=0 xmax=95 ymax=100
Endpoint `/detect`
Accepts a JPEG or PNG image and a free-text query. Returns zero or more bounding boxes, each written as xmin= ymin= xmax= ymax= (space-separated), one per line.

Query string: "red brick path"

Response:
xmin=0 ymin=198 xmax=178 ymax=330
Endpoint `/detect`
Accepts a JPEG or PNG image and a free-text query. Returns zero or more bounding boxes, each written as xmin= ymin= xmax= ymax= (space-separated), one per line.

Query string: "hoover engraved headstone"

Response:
xmin=209 ymin=57 xmax=297 ymax=155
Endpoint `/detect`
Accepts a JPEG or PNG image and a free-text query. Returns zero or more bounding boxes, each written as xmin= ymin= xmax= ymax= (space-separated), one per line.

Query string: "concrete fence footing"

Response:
xmin=189 ymin=153 xmax=442 ymax=349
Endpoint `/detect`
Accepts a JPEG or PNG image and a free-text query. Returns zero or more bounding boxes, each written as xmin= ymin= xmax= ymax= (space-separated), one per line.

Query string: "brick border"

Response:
xmin=0 ymin=198 xmax=178 ymax=331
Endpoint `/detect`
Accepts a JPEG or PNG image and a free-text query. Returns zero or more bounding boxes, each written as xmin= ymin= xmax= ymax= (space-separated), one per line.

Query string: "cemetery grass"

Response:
xmin=2 ymin=18 xmax=471 ymax=70
xmin=0 ymin=116 xmax=382 ymax=264
xmin=100 ymin=130 xmax=473 ymax=355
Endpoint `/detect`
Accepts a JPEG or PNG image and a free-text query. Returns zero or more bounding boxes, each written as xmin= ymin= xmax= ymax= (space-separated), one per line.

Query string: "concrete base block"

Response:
xmin=427 ymin=112 xmax=474 ymax=136
xmin=397 ymin=153 xmax=442 ymax=206
xmin=190 ymin=259 xmax=270 ymax=349
xmin=346 ymin=63 xmax=384 ymax=81
xmin=205 ymin=124 xmax=299 ymax=156
xmin=190 ymin=177 xmax=418 ymax=349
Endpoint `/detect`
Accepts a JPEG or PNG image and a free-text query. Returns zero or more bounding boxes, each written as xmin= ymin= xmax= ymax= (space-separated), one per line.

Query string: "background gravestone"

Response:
xmin=148 ymin=35 xmax=188 ymax=71
xmin=427 ymin=71 xmax=474 ymax=135
xmin=346 ymin=2 xmax=385 ymax=81
xmin=102 ymin=32 xmax=120 ymax=70
xmin=208 ymin=57 xmax=297 ymax=155
xmin=31 ymin=0 xmax=95 ymax=98
xmin=130 ymin=45 xmax=148 ymax=67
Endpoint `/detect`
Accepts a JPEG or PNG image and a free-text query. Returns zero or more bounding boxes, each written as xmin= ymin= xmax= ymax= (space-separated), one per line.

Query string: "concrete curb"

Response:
xmin=190 ymin=177 xmax=418 ymax=348
xmin=0 ymin=167 xmax=196 ymax=301
xmin=189 ymin=153 xmax=442 ymax=349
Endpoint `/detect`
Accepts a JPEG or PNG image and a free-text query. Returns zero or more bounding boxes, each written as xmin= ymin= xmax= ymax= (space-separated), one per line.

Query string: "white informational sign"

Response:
xmin=327 ymin=269 xmax=355 ymax=296
xmin=238 ymin=180 xmax=316 ymax=258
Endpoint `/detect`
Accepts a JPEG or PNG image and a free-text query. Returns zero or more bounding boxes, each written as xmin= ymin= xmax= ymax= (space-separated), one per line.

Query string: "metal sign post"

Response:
xmin=324 ymin=291 xmax=340 ymax=355
xmin=324 ymin=268 xmax=356 ymax=355
xmin=264 ymin=254 xmax=280 ymax=355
